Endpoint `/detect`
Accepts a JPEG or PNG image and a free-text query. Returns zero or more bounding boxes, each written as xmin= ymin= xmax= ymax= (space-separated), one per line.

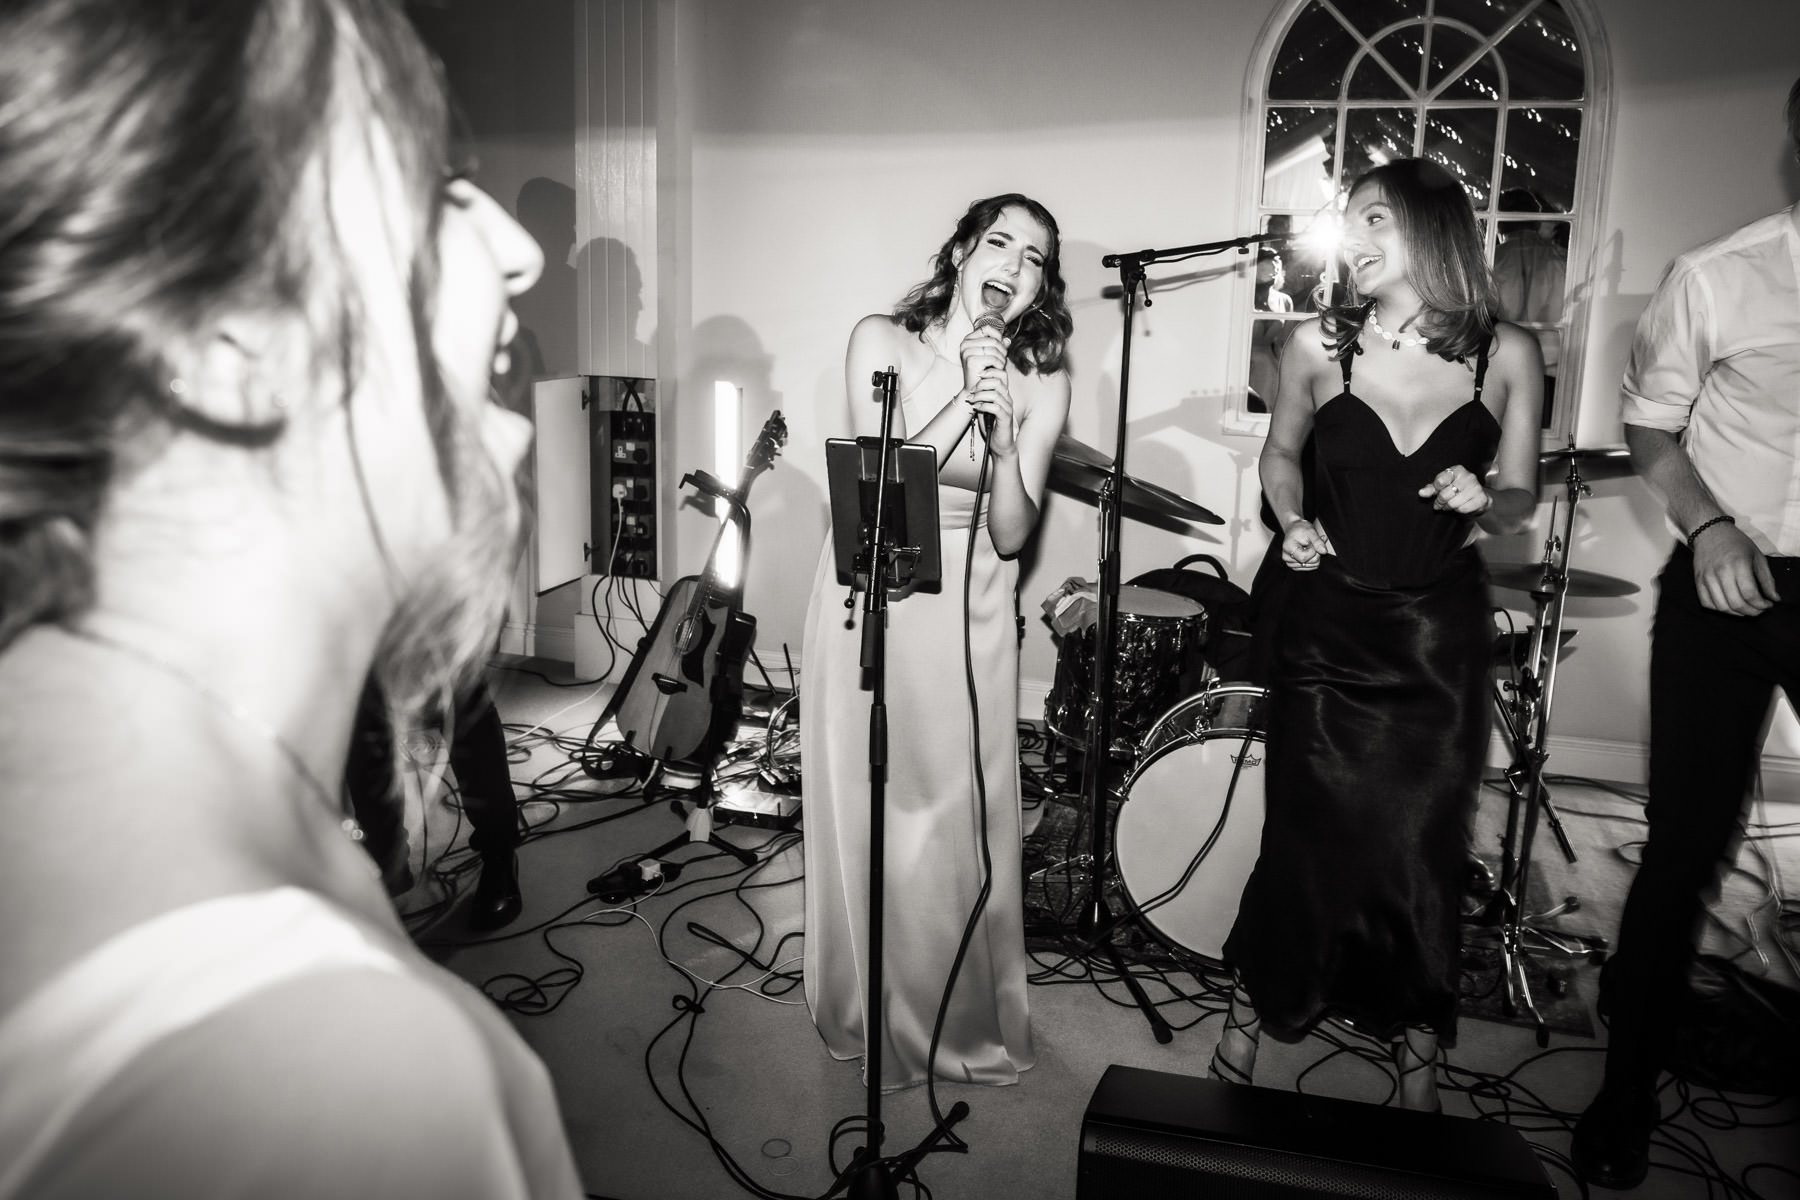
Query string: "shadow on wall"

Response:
xmin=686 ymin=315 xmax=824 ymax=673
xmin=513 ymin=177 xmax=578 ymax=379
xmin=576 ymin=236 xmax=651 ymax=376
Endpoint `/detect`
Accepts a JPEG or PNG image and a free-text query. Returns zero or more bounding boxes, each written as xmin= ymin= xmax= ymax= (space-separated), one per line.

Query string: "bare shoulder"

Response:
xmin=1491 ymin=321 xmax=1544 ymax=372
xmin=1021 ymin=363 xmax=1072 ymax=402
xmin=848 ymin=312 xmax=907 ymax=360
xmin=849 ymin=312 xmax=931 ymax=377
xmin=44 ymin=966 xmax=560 ymax=1198
xmin=849 ymin=311 xmax=902 ymax=346
xmin=1283 ymin=315 xmax=1333 ymax=370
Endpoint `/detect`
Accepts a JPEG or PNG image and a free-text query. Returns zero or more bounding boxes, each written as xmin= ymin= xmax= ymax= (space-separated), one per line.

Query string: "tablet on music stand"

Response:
xmin=825 ymin=437 xmax=941 ymax=593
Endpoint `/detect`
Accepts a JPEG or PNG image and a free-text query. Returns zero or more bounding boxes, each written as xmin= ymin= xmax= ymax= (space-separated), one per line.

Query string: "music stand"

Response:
xmin=820 ymin=370 xmax=965 ymax=1200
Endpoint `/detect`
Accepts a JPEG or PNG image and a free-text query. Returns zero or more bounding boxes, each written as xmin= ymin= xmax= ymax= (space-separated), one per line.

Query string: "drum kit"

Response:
xmin=1038 ymin=434 xmax=1639 ymax=1044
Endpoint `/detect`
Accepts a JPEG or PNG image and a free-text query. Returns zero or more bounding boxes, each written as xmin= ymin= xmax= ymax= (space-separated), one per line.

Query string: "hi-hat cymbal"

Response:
xmin=1489 ymin=562 xmax=1641 ymax=598
xmin=1539 ymin=444 xmax=1634 ymax=483
xmin=1050 ymin=436 xmax=1224 ymax=525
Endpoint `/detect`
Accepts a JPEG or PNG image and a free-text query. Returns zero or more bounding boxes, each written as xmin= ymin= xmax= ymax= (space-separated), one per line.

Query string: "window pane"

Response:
xmin=1423 ymin=108 xmax=1497 ymax=209
xmin=1343 ymin=107 xmax=1417 ymax=180
xmin=1247 ymin=317 xmax=1297 ymax=414
xmin=1428 ymin=30 xmax=1503 ymax=101
xmin=1498 ymin=0 xmax=1583 ymax=100
xmin=1269 ymin=2 xmax=1359 ymax=101
xmin=1502 ymin=107 xmax=1581 ymax=210
xmin=1431 ymin=0 xmax=1536 ymax=39
xmin=1348 ymin=49 xmax=1412 ymax=99
xmin=1263 ymin=107 xmax=1337 ymax=209
xmin=1329 ymin=0 xmax=1425 ymax=38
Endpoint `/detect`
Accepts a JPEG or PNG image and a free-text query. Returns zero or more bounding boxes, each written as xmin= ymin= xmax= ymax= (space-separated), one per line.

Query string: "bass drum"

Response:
xmin=1113 ymin=684 xmax=1269 ymax=964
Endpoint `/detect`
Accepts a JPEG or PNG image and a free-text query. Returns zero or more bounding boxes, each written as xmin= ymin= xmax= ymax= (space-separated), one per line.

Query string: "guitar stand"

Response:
xmin=641 ymin=761 xmax=758 ymax=868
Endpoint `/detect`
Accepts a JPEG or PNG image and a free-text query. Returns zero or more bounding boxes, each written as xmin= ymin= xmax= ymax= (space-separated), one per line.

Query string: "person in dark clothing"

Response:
xmin=1570 ymin=75 xmax=1800 ymax=1192
xmin=346 ymin=677 xmax=524 ymax=930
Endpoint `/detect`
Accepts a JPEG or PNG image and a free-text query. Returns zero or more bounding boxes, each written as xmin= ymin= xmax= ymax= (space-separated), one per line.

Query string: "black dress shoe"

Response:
xmin=468 ymin=851 xmax=523 ymax=931
xmin=1571 ymin=1086 xmax=1657 ymax=1190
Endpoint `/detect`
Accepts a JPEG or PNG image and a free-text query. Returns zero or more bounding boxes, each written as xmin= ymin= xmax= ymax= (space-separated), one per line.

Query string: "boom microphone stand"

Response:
xmin=823 ymin=368 xmax=966 ymax=1200
xmin=1074 ymin=231 xmax=1286 ymax=1041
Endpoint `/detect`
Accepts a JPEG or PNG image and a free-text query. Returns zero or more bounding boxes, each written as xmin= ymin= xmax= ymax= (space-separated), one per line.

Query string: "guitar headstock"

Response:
xmin=748 ymin=411 xmax=788 ymax=472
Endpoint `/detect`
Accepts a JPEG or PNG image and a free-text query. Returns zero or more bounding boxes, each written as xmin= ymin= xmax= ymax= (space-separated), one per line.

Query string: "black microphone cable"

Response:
xmin=919 ymin=421 xmax=1003 ymax=1156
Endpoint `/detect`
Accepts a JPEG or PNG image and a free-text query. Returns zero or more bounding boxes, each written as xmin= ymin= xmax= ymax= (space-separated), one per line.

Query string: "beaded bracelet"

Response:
xmin=1685 ymin=513 xmax=1735 ymax=549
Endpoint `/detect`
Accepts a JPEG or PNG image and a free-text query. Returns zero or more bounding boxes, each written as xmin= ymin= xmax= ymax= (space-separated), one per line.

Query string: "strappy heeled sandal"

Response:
xmin=1209 ymin=996 xmax=1260 ymax=1086
xmin=1395 ymin=1034 xmax=1442 ymax=1113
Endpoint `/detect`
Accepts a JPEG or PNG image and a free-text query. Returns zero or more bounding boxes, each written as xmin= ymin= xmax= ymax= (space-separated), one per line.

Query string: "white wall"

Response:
xmin=610 ymin=0 xmax=1800 ymax=786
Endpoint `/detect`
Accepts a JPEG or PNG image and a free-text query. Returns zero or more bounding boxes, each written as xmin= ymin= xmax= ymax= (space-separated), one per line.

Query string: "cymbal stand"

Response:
xmin=1482 ymin=455 xmax=1608 ymax=1045
xmin=1070 ymin=230 xmax=1286 ymax=1042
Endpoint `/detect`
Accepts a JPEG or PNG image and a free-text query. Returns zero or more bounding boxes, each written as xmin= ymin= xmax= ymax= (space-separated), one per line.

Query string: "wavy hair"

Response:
xmin=1323 ymin=158 xmax=1497 ymax=363
xmin=0 ymin=0 xmax=522 ymax=772
xmin=892 ymin=193 xmax=1074 ymax=375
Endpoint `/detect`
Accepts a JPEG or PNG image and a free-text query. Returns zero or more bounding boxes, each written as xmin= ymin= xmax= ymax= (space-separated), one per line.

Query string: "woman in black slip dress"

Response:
xmin=1213 ymin=158 xmax=1544 ymax=1112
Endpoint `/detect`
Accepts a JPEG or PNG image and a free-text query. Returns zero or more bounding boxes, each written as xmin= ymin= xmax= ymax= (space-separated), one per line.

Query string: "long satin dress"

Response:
xmin=802 ymin=349 xmax=1036 ymax=1091
xmin=1225 ymin=341 xmax=1498 ymax=1044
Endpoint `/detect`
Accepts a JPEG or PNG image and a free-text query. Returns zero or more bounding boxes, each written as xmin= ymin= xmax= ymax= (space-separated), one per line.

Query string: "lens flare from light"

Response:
xmin=1297 ymin=211 xmax=1343 ymax=265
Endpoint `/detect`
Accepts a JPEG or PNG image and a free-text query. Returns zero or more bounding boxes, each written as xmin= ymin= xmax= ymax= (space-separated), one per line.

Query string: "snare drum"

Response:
xmin=1113 ymin=684 xmax=1269 ymax=963
xmin=1043 ymin=584 xmax=1205 ymax=750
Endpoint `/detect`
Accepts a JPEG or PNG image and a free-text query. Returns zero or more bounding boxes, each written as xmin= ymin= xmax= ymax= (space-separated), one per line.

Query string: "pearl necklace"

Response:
xmin=64 ymin=626 xmax=365 ymax=844
xmin=1366 ymin=307 xmax=1428 ymax=350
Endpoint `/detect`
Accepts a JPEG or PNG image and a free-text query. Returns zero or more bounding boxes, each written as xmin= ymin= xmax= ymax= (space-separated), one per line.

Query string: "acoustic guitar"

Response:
xmin=605 ymin=411 xmax=788 ymax=764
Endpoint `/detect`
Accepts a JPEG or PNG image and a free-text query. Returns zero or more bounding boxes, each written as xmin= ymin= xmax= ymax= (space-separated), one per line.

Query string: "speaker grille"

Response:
xmin=1092 ymin=1125 xmax=1505 ymax=1200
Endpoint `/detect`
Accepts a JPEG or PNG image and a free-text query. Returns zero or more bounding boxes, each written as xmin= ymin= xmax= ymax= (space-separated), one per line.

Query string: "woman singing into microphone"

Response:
xmin=801 ymin=194 xmax=1072 ymax=1090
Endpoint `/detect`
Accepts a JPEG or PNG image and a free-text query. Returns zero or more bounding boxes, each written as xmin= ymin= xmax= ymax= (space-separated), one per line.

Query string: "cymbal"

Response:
xmin=1488 ymin=563 xmax=1641 ymax=598
xmin=1050 ymin=436 xmax=1224 ymax=526
xmin=1053 ymin=434 xmax=1115 ymax=472
xmin=1539 ymin=444 xmax=1634 ymax=483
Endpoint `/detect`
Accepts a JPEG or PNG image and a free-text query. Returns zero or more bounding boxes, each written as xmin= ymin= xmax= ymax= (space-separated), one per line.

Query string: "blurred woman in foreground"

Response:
xmin=0 ymin=2 xmax=582 ymax=1194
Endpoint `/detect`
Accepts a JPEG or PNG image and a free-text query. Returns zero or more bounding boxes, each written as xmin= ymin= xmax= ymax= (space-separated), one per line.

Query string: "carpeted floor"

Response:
xmin=388 ymin=655 xmax=1800 ymax=1200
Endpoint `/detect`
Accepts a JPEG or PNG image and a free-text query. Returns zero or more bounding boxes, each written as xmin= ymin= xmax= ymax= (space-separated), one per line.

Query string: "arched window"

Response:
xmin=1227 ymin=0 xmax=1610 ymax=443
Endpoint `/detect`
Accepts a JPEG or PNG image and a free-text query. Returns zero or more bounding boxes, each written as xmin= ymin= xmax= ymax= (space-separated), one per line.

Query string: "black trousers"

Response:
xmin=344 ymin=676 xmax=521 ymax=867
xmin=1601 ymin=544 xmax=1800 ymax=1091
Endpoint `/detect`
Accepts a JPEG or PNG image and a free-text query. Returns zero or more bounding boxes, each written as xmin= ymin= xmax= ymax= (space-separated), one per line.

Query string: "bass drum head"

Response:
xmin=1113 ymin=722 xmax=1267 ymax=964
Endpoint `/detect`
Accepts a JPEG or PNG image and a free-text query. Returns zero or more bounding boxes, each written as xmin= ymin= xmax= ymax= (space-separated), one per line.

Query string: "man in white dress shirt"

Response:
xmin=1572 ymin=74 xmax=1800 ymax=1190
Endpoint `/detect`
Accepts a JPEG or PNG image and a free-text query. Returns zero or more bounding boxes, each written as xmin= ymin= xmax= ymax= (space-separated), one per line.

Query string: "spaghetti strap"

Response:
xmin=1472 ymin=343 xmax=1489 ymax=401
xmin=1339 ymin=348 xmax=1355 ymax=389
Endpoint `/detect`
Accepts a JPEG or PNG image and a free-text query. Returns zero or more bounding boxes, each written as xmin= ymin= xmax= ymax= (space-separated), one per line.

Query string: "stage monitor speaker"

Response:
xmin=1078 ymin=1065 xmax=1556 ymax=1199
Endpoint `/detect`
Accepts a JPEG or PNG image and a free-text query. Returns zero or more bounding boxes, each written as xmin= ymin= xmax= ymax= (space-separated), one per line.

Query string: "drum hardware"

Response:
xmin=1474 ymin=442 xmax=1619 ymax=1046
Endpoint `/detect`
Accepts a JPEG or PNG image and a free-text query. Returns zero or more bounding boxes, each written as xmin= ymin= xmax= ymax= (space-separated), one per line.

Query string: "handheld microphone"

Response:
xmin=970 ymin=295 xmax=1007 ymax=441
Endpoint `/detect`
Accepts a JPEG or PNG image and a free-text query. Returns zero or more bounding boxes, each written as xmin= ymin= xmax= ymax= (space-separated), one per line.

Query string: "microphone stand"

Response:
xmin=825 ymin=367 xmax=968 ymax=1200
xmin=1073 ymin=231 xmax=1283 ymax=1042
